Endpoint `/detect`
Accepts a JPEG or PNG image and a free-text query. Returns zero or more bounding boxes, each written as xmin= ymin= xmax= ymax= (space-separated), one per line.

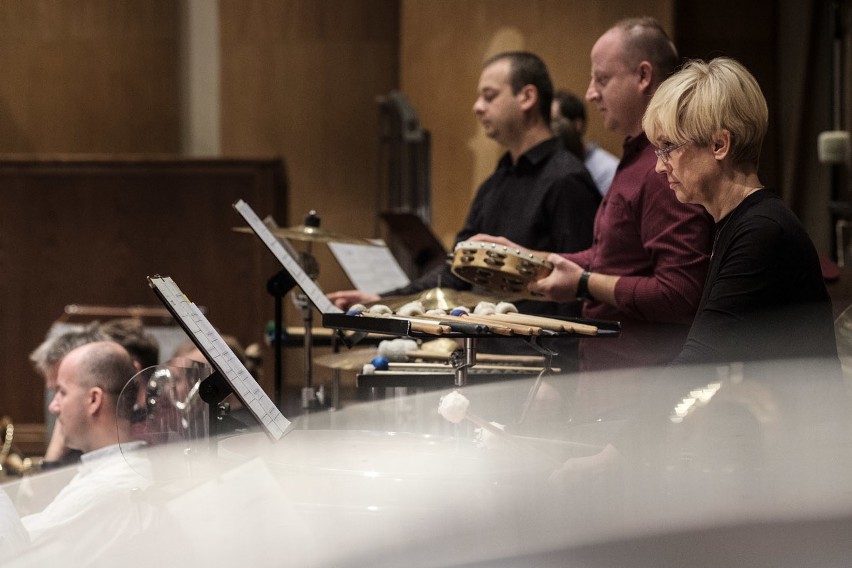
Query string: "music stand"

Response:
xmin=379 ymin=210 xmax=447 ymax=275
xmin=148 ymin=275 xmax=292 ymax=442
xmin=233 ymin=200 xmax=344 ymax=410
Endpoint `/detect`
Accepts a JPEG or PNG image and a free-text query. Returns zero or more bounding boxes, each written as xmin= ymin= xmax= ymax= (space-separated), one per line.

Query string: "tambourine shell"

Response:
xmin=450 ymin=240 xmax=553 ymax=300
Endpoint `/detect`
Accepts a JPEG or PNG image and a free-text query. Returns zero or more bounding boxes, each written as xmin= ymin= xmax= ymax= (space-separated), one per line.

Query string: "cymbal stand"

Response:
xmin=294 ymin=241 xmax=322 ymax=411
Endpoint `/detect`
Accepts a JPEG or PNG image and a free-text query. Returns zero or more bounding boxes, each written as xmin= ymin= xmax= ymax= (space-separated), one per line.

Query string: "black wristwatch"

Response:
xmin=39 ymin=459 xmax=64 ymax=471
xmin=576 ymin=270 xmax=594 ymax=301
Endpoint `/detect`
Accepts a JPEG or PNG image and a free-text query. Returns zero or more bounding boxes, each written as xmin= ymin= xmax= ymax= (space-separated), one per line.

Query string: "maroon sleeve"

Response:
xmin=613 ymin=172 xmax=712 ymax=323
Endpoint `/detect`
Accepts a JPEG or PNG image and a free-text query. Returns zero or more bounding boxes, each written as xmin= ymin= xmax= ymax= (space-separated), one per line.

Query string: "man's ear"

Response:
xmin=87 ymin=386 xmax=105 ymax=416
xmin=637 ymin=61 xmax=653 ymax=93
xmin=518 ymin=84 xmax=538 ymax=113
xmin=712 ymin=129 xmax=732 ymax=161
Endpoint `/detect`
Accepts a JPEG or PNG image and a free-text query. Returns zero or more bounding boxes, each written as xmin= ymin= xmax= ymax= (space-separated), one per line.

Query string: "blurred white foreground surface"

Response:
xmin=2 ymin=358 xmax=852 ymax=567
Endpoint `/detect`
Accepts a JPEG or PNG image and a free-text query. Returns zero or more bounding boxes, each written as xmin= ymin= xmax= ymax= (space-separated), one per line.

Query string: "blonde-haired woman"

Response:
xmin=643 ymin=57 xmax=836 ymax=364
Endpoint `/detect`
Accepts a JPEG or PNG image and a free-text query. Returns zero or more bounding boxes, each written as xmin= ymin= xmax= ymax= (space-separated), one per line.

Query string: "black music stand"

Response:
xmin=380 ymin=210 xmax=447 ymax=276
xmin=148 ymin=275 xmax=292 ymax=442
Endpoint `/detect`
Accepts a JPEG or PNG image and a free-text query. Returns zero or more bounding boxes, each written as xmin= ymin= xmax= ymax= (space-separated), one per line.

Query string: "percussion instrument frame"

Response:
xmin=322 ymin=312 xmax=620 ymax=387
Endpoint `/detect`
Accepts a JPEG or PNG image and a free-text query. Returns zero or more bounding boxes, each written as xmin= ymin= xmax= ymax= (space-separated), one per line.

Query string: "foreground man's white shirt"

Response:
xmin=21 ymin=441 xmax=152 ymax=552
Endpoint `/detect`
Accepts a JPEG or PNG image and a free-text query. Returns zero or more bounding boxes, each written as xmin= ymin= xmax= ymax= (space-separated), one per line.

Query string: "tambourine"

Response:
xmin=450 ymin=241 xmax=553 ymax=299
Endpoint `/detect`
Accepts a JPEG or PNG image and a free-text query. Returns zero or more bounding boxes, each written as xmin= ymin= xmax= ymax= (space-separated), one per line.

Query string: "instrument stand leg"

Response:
xmin=522 ymin=336 xmax=558 ymax=370
xmin=450 ymin=337 xmax=477 ymax=387
xmin=296 ymin=291 xmax=321 ymax=411
xmin=517 ymin=336 xmax=559 ymax=424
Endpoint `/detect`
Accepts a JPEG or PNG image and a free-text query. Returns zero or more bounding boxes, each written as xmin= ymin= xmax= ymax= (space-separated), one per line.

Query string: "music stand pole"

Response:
xmin=267 ymin=270 xmax=297 ymax=409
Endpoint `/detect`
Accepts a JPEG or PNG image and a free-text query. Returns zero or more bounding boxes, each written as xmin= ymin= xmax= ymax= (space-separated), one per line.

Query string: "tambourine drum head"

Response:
xmin=451 ymin=242 xmax=552 ymax=299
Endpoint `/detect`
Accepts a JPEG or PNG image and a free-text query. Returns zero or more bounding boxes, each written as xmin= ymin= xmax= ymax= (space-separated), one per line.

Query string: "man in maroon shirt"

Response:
xmin=550 ymin=17 xmax=713 ymax=370
xmin=478 ymin=18 xmax=712 ymax=373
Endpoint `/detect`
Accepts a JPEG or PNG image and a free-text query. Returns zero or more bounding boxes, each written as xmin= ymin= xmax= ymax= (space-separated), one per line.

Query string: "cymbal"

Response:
xmin=313 ymin=348 xmax=377 ymax=371
xmin=233 ymin=225 xmax=379 ymax=246
xmin=380 ymin=288 xmax=504 ymax=311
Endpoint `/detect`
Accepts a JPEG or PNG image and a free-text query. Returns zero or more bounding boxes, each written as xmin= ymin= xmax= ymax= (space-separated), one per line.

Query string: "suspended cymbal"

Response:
xmin=380 ymin=288 xmax=504 ymax=312
xmin=233 ymin=225 xmax=379 ymax=246
xmin=313 ymin=348 xmax=377 ymax=371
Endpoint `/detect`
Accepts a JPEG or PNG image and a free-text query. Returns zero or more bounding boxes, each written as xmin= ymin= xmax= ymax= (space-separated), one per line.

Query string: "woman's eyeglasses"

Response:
xmin=654 ymin=141 xmax=688 ymax=163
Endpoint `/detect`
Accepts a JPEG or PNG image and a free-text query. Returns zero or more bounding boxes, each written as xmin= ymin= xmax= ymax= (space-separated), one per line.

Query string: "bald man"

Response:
xmin=21 ymin=341 xmax=153 ymax=549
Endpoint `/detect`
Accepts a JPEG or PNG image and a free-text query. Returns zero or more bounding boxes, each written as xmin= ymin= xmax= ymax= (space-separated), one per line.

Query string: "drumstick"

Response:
xmin=415 ymin=312 xmax=515 ymax=336
xmin=354 ymin=310 xmax=450 ymax=336
xmin=453 ymin=312 xmax=542 ymax=336
xmin=382 ymin=362 xmax=555 ymax=373
xmin=491 ymin=312 xmax=598 ymax=336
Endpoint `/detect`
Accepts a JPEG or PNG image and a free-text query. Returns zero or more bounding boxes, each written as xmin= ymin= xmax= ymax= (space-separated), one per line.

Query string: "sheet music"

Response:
xmin=148 ymin=276 xmax=291 ymax=441
xmin=328 ymin=241 xmax=410 ymax=294
xmin=233 ymin=199 xmax=342 ymax=314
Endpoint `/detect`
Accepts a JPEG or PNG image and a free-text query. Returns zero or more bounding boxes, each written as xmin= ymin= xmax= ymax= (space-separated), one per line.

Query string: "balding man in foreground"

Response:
xmin=20 ymin=341 xmax=153 ymax=551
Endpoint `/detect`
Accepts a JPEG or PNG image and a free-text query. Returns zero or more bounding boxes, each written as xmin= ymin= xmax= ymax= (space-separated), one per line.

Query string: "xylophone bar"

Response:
xmin=393 ymin=348 xmax=544 ymax=365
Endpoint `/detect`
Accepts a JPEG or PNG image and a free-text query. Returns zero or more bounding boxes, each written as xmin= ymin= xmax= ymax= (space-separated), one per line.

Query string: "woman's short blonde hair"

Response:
xmin=643 ymin=57 xmax=768 ymax=166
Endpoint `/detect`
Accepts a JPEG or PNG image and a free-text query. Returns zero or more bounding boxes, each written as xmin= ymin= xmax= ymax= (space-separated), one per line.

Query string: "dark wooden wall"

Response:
xmin=0 ymin=1 xmax=180 ymax=153
xmin=0 ymin=157 xmax=286 ymax=424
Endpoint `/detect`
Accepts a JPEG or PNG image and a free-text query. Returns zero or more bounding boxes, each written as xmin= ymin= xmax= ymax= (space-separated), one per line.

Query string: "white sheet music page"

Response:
xmin=148 ymin=276 xmax=291 ymax=441
xmin=327 ymin=241 xmax=410 ymax=294
xmin=232 ymin=199 xmax=342 ymax=314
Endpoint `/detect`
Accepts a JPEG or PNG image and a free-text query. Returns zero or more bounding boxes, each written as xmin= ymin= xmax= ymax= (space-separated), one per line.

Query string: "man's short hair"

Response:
xmin=613 ymin=17 xmax=680 ymax=85
xmin=553 ymin=90 xmax=586 ymax=123
xmin=483 ymin=51 xmax=554 ymax=126
xmin=99 ymin=318 xmax=160 ymax=369
xmin=643 ymin=57 xmax=768 ymax=167
xmin=29 ymin=323 xmax=110 ymax=379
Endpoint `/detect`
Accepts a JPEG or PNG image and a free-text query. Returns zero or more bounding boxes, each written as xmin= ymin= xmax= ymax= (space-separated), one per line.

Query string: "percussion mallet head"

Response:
xmin=377 ymin=338 xmax=419 ymax=362
xmin=368 ymin=304 xmax=393 ymax=315
xmin=473 ymin=301 xmax=497 ymax=315
xmin=397 ymin=301 xmax=425 ymax=317
xmin=496 ymin=301 xmax=518 ymax=314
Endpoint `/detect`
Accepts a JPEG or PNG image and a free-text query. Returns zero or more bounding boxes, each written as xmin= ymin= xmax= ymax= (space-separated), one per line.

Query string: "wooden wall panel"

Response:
xmin=400 ymin=0 xmax=674 ymax=248
xmin=0 ymin=1 xmax=180 ymax=153
xmin=218 ymin=0 xmax=400 ymax=393
xmin=219 ymin=0 xmax=400 ymax=299
xmin=0 ymin=157 xmax=287 ymax=424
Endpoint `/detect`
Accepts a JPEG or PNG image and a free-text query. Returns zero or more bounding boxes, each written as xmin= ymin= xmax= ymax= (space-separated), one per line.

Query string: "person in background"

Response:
xmin=28 ymin=318 xmax=160 ymax=470
xmin=98 ymin=318 xmax=160 ymax=370
xmin=643 ymin=57 xmax=837 ymax=364
xmin=28 ymin=324 xmax=111 ymax=469
xmin=552 ymin=89 xmax=619 ymax=195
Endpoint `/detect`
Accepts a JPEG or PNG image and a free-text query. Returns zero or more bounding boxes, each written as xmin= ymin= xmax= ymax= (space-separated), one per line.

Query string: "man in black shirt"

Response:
xmin=330 ymin=51 xmax=599 ymax=312
xmin=328 ymin=52 xmax=601 ymax=369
